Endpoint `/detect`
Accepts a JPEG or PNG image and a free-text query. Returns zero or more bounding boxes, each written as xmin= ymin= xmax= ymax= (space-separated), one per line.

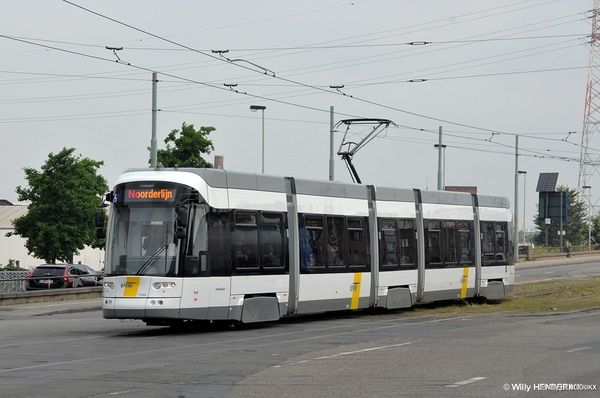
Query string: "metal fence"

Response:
xmin=531 ymin=245 xmax=599 ymax=255
xmin=0 ymin=271 xmax=30 ymax=293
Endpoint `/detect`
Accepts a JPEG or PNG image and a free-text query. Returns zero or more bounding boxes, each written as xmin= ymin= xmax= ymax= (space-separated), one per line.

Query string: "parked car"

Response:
xmin=77 ymin=264 xmax=104 ymax=286
xmin=25 ymin=264 xmax=103 ymax=290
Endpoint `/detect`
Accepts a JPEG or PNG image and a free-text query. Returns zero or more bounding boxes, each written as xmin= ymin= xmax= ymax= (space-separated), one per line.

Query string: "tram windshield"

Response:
xmin=104 ymin=181 xmax=193 ymax=277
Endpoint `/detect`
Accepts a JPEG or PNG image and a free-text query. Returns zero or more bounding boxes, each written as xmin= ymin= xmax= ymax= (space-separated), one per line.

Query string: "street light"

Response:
xmin=250 ymin=105 xmax=266 ymax=174
xmin=518 ymin=171 xmax=527 ymax=245
xmin=583 ymin=185 xmax=592 ymax=251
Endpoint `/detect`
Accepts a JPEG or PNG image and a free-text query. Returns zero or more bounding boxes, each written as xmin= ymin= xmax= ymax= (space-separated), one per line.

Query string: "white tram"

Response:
xmin=97 ymin=168 xmax=514 ymax=326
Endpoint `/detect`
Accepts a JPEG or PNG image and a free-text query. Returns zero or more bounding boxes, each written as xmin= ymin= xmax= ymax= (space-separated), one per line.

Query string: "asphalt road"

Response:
xmin=0 ymin=255 xmax=599 ymax=398
xmin=515 ymin=255 xmax=600 ymax=283
xmin=0 ymin=305 xmax=599 ymax=397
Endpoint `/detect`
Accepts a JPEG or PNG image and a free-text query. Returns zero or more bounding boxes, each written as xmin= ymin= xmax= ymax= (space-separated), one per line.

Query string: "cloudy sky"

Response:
xmin=0 ymin=0 xmax=595 ymax=230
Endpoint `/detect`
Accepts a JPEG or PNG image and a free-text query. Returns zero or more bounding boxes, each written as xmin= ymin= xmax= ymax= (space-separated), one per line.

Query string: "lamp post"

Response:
xmin=250 ymin=105 xmax=266 ymax=173
xmin=518 ymin=171 xmax=527 ymax=245
xmin=583 ymin=185 xmax=592 ymax=251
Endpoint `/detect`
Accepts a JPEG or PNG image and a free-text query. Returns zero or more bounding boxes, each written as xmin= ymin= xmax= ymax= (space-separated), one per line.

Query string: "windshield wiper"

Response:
xmin=136 ymin=245 xmax=167 ymax=275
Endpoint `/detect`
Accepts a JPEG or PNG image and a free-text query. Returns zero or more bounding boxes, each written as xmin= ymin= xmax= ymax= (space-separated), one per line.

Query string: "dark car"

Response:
xmin=26 ymin=264 xmax=103 ymax=290
xmin=77 ymin=264 xmax=104 ymax=286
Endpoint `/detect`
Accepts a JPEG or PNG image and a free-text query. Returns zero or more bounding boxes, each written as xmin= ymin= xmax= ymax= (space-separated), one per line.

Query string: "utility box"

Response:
xmin=518 ymin=244 xmax=532 ymax=259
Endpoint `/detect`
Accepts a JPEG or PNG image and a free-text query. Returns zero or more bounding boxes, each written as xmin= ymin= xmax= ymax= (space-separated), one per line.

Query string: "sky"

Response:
xmin=0 ymin=0 xmax=596 ymax=232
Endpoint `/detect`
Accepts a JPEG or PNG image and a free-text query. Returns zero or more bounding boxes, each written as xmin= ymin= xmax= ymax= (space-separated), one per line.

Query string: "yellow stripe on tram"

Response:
xmin=350 ymin=272 xmax=362 ymax=310
xmin=123 ymin=276 xmax=141 ymax=297
xmin=460 ymin=267 xmax=469 ymax=299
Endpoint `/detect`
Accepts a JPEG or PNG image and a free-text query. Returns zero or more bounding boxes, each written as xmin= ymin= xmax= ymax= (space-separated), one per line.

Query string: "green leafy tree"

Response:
xmin=151 ymin=122 xmax=215 ymax=168
xmin=6 ymin=148 xmax=108 ymax=264
xmin=589 ymin=214 xmax=600 ymax=246
xmin=532 ymin=186 xmax=587 ymax=247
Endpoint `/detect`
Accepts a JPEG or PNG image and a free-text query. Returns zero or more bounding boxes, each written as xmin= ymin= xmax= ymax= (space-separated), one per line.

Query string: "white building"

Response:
xmin=0 ymin=200 xmax=104 ymax=271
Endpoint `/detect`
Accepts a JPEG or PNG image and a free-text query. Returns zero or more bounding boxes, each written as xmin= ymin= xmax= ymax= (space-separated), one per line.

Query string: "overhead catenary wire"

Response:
xmin=0 ymin=1 xmax=588 ymax=166
xmin=0 ymin=3 xmax=584 ymax=98
xmin=57 ymin=0 xmax=587 ymax=141
xmin=0 ymin=32 xmax=589 ymax=162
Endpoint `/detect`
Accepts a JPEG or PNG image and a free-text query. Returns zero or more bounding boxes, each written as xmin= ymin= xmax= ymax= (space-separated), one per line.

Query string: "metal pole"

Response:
xmin=261 ymin=108 xmax=265 ymax=174
xmin=518 ymin=170 xmax=527 ymax=246
xmin=514 ymin=135 xmax=519 ymax=263
xmin=151 ymin=72 xmax=158 ymax=168
xmin=559 ymin=190 xmax=563 ymax=249
xmin=437 ymin=126 xmax=443 ymax=190
xmin=329 ymin=106 xmax=335 ymax=181
xmin=434 ymin=143 xmax=446 ymax=191
xmin=523 ymin=172 xmax=527 ymax=244
xmin=584 ymin=186 xmax=592 ymax=250
xmin=442 ymin=145 xmax=446 ymax=190
xmin=590 ymin=188 xmax=592 ymax=250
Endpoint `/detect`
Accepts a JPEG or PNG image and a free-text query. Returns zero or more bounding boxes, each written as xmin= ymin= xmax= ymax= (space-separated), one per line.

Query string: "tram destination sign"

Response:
xmin=124 ymin=188 xmax=176 ymax=202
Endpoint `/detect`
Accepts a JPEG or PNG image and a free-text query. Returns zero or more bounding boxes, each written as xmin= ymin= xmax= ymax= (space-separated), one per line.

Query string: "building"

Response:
xmin=0 ymin=200 xmax=104 ymax=271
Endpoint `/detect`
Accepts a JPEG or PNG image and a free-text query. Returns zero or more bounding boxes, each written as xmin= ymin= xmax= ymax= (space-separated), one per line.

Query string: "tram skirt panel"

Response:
xmin=241 ymin=296 xmax=281 ymax=323
xmin=385 ymin=287 xmax=413 ymax=309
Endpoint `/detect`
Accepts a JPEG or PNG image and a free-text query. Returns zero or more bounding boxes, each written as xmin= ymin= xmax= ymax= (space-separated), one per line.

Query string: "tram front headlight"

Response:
xmin=153 ymin=282 xmax=177 ymax=289
xmin=104 ymin=281 xmax=114 ymax=289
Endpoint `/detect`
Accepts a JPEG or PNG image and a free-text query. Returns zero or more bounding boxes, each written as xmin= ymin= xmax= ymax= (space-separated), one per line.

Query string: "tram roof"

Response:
xmin=121 ymin=168 xmax=509 ymax=207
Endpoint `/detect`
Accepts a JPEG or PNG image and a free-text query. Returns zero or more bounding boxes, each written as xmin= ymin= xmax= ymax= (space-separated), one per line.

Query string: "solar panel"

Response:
xmin=536 ymin=172 xmax=559 ymax=192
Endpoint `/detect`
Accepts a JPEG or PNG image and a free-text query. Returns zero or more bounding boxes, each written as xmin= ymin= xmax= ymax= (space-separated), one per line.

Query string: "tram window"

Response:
xmin=399 ymin=219 xmax=416 ymax=269
xmin=260 ymin=212 xmax=285 ymax=270
xmin=209 ymin=210 xmax=230 ymax=276
xmin=380 ymin=218 xmax=416 ymax=271
xmin=481 ymin=222 xmax=494 ymax=265
xmin=444 ymin=221 xmax=457 ymax=266
xmin=380 ymin=219 xmax=398 ymax=268
xmin=348 ymin=218 xmax=366 ymax=267
xmin=457 ymin=221 xmax=473 ymax=265
xmin=301 ymin=216 xmax=325 ymax=272
xmin=183 ymin=205 xmax=209 ymax=276
xmin=481 ymin=221 xmax=508 ymax=265
xmin=326 ymin=216 xmax=345 ymax=267
xmin=233 ymin=212 xmax=259 ymax=271
xmin=426 ymin=220 xmax=442 ymax=268
xmin=495 ymin=222 xmax=508 ymax=265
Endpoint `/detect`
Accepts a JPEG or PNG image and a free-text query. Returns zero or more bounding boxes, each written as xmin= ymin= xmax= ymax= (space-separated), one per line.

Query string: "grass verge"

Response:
xmin=411 ymin=278 xmax=600 ymax=315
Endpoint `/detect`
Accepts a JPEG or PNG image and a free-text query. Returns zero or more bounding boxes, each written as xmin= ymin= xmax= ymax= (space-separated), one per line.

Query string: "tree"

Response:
xmin=6 ymin=148 xmax=108 ymax=264
xmin=151 ymin=122 xmax=215 ymax=168
xmin=589 ymin=213 xmax=600 ymax=246
xmin=532 ymin=186 xmax=587 ymax=247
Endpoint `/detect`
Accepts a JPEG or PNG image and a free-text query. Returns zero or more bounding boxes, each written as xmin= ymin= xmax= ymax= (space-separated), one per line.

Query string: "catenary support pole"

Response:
xmin=151 ymin=72 xmax=158 ymax=168
xmin=514 ymin=135 xmax=519 ymax=263
xmin=437 ymin=126 xmax=443 ymax=190
xmin=329 ymin=106 xmax=335 ymax=181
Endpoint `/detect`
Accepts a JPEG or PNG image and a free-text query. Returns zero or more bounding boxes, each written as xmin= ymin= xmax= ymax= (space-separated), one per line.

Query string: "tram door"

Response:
xmin=180 ymin=205 xmax=231 ymax=320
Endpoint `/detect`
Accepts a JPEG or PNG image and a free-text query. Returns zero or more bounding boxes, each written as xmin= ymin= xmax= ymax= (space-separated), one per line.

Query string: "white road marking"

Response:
xmin=446 ymin=377 xmax=486 ymax=387
xmin=281 ymin=342 xmax=414 ymax=367
xmin=314 ymin=342 xmax=413 ymax=360
xmin=566 ymin=346 xmax=593 ymax=353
